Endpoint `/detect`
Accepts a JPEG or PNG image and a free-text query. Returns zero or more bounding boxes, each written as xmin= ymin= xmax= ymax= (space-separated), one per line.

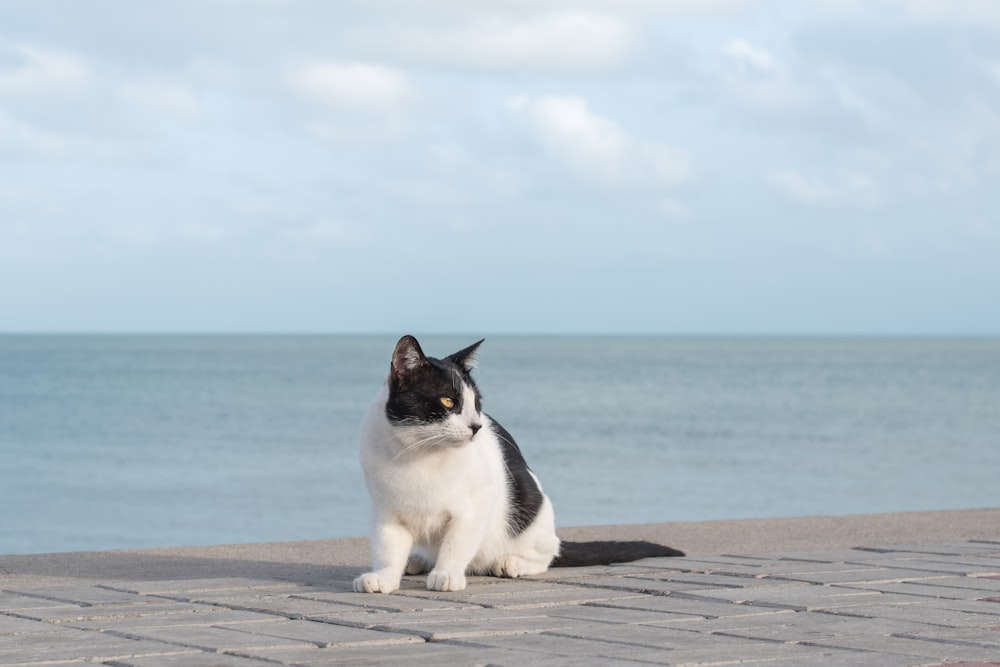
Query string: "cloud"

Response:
xmin=0 ymin=43 xmax=92 ymax=95
xmin=764 ymin=170 xmax=835 ymax=205
xmin=719 ymin=38 xmax=813 ymax=114
xmin=0 ymin=111 xmax=70 ymax=157
xmin=117 ymin=81 xmax=203 ymax=122
xmin=885 ymin=0 xmax=1000 ymax=27
xmin=0 ymin=110 xmax=121 ymax=160
xmin=506 ymin=94 xmax=692 ymax=189
xmin=290 ymin=62 xmax=413 ymax=112
xmin=284 ymin=220 xmax=369 ymax=246
xmin=395 ymin=12 xmax=634 ymax=71
xmin=986 ymin=62 xmax=1000 ymax=87
xmin=725 ymin=38 xmax=784 ymax=78
xmin=765 ymin=169 xmax=879 ymax=207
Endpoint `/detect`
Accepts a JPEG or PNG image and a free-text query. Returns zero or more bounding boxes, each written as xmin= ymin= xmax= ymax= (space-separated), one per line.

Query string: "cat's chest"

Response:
xmin=381 ymin=437 xmax=503 ymax=510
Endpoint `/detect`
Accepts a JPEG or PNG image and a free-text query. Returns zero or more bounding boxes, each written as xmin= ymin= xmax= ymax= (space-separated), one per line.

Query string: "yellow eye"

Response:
xmin=439 ymin=397 xmax=454 ymax=409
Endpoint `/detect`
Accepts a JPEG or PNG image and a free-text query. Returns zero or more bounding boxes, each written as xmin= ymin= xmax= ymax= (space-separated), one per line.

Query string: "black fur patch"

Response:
xmin=385 ymin=336 xmax=480 ymax=425
xmin=490 ymin=420 xmax=545 ymax=537
xmin=551 ymin=540 xmax=685 ymax=567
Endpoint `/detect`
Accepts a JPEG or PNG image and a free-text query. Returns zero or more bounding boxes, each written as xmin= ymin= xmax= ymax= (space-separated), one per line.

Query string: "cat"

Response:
xmin=353 ymin=335 xmax=683 ymax=594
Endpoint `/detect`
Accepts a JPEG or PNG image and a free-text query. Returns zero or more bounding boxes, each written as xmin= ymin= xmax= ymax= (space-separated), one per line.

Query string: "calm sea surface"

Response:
xmin=2 ymin=335 xmax=998 ymax=555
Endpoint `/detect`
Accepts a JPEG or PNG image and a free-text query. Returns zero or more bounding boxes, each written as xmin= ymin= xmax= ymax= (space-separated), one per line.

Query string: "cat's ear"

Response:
xmin=446 ymin=338 xmax=485 ymax=373
xmin=391 ymin=335 xmax=427 ymax=380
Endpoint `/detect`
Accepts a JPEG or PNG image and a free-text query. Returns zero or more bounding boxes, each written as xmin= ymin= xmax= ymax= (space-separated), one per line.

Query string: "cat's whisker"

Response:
xmin=389 ymin=432 xmax=448 ymax=462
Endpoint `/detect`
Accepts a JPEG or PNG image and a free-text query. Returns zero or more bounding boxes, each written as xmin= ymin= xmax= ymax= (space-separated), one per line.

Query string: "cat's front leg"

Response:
xmin=426 ymin=516 xmax=483 ymax=592
xmin=353 ymin=521 xmax=413 ymax=594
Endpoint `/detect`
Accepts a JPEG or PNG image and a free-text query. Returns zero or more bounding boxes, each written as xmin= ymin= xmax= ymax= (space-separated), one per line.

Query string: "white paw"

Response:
xmin=498 ymin=555 xmax=549 ymax=578
xmin=353 ymin=572 xmax=400 ymax=594
xmin=427 ymin=569 xmax=467 ymax=592
xmin=501 ymin=555 xmax=527 ymax=578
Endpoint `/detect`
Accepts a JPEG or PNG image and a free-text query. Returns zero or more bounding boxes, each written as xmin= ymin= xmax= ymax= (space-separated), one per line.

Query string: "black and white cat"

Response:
xmin=353 ymin=335 xmax=682 ymax=594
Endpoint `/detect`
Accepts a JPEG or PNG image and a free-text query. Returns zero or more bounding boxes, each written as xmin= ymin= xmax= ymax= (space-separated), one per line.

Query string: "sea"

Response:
xmin=2 ymin=335 xmax=998 ymax=556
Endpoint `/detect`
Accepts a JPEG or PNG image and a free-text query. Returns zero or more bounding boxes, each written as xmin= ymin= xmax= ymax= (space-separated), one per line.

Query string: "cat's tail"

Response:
xmin=550 ymin=540 xmax=684 ymax=568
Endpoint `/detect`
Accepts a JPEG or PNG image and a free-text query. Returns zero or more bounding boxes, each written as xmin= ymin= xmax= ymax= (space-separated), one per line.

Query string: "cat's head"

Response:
xmin=384 ymin=335 xmax=485 ymax=449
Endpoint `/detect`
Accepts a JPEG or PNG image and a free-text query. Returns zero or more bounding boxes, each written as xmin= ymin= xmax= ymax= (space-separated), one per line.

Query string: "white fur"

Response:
xmin=353 ymin=383 xmax=561 ymax=593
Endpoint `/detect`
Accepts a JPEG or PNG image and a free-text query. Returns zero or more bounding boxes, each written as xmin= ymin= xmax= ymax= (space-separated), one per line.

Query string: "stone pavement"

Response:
xmin=2 ymin=511 xmax=1000 ymax=666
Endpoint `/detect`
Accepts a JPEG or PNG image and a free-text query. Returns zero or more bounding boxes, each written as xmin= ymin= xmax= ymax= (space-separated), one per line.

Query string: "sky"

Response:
xmin=1 ymin=0 xmax=998 ymax=335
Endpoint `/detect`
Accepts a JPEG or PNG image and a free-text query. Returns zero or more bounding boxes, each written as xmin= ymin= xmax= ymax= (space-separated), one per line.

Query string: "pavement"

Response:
xmin=2 ymin=508 xmax=1000 ymax=666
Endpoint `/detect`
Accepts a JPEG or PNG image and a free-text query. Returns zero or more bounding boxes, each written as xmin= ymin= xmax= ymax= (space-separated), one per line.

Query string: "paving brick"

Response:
xmin=835 ymin=581 xmax=994 ymax=601
xmin=8 ymin=585 xmax=149 ymax=606
xmin=9 ymin=600 xmax=214 ymax=623
xmin=0 ymin=627 xmax=190 ymax=664
xmin=766 ymin=568 xmax=956 ymax=586
xmin=542 ymin=573 xmax=748 ymax=595
xmin=365 ymin=608 xmax=600 ymax=641
xmin=291 ymin=590 xmax=484 ymax=613
xmin=105 ymin=624 xmax=320 ymax=652
xmin=429 ymin=585 xmax=648 ymax=610
xmin=258 ymin=641 xmax=613 ymax=666
xmin=0 ymin=593 xmax=82 ymax=613
xmin=108 ymin=578 xmax=306 ymax=596
xmin=207 ymin=618 xmax=424 ymax=647
xmin=895 ymin=627 xmax=1000 ymax=650
xmin=64 ymin=607 xmax=278 ymax=631
xmin=644 ymin=607 xmax=798 ymax=632
xmin=442 ymin=629 xmax=676 ymax=663
xmin=755 ymin=548 xmax=919 ymax=562
xmin=626 ymin=570 xmax=785 ymax=589
xmin=863 ymin=557 xmax=1000 ymax=577
xmin=0 ymin=613 xmax=63 ymax=635
xmin=671 ymin=583 xmax=885 ymax=611
xmin=628 ymin=555 xmax=771 ymax=573
xmin=708 ymin=609 xmax=953 ymax=644
xmin=810 ymin=633 xmax=1000 ymax=661
xmin=905 ymin=576 xmax=1000 ymax=594
xmin=543 ymin=563 xmax=665 ymax=578
xmin=875 ymin=543 xmax=1000 ymax=557
xmin=105 ymin=651 xmax=278 ymax=666
xmin=184 ymin=593 xmax=369 ymax=620
xmin=546 ymin=603 xmax=706 ymax=625
xmin=591 ymin=593 xmax=788 ymax=618
xmin=462 ymin=625 xmax=820 ymax=665
xmin=937 ymin=598 xmax=1000 ymax=617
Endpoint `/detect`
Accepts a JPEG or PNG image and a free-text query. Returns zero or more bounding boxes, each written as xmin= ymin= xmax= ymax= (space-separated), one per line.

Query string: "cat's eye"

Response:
xmin=439 ymin=397 xmax=454 ymax=409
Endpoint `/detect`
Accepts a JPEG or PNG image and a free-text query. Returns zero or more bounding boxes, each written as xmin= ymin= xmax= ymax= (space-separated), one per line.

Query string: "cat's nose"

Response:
xmin=469 ymin=422 xmax=482 ymax=436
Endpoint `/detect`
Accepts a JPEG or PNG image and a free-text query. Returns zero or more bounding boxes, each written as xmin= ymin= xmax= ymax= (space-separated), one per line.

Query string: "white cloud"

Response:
xmin=0 ymin=110 xmax=121 ymax=160
xmin=725 ymin=39 xmax=783 ymax=78
xmin=986 ymin=62 xmax=1000 ymax=87
xmin=117 ymin=82 xmax=203 ymax=122
xmin=765 ymin=169 xmax=879 ymax=207
xmin=290 ymin=62 xmax=413 ymax=112
xmin=719 ymin=38 xmax=815 ymax=115
xmin=0 ymin=43 xmax=92 ymax=95
xmin=396 ymin=12 xmax=634 ymax=71
xmin=765 ymin=170 xmax=835 ymax=205
xmin=179 ymin=224 xmax=226 ymax=243
xmin=886 ymin=0 xmax=1000 ymax=27
xmin=284 ymin=220 xmax=369 ymax=246
xmin=654 ymin=197 xmax=695 ymax=222
xmin=0 ymin=111 xmax=68 ymax=157
xmin=506 ymin=94 xmax=692 ymax=189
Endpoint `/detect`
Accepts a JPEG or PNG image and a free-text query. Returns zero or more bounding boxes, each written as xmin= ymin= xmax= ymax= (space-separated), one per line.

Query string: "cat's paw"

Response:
xmin=426 ymin=569 xmax=467 ymax=592
xmin=500 ymin=555 xmax=527 ymax=578
xmin=353 ymin=572 xmax=400 ymax=594
xmin=497 ymin=555 xmax=549 ymax=579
